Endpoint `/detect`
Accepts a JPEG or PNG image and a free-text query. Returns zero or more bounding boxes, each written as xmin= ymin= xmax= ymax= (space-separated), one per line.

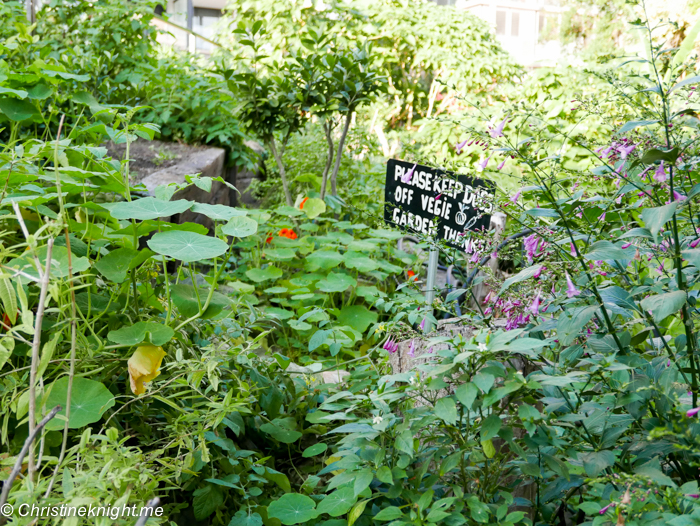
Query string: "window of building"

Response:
xmin=496 ymin=10 xmax=506 ymax=36
xmin=511 ymin=11 xmax=520 ymax=37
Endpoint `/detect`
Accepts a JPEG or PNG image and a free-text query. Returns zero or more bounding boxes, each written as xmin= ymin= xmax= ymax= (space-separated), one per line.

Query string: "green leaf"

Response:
xmin=395 ymin=429 xmax=414 ymax=457
xmin=171 ymin=284 xmax=230 ymax=319
xmin=640 ymin=147 xmax=679 ymax=165
xmin=481 ymin=439 xmax=495 ymax=459
xmin=246 ymin=266 xmax=284 ymax=282
xmin=557 ymin=306 xmax=598 ymax=346
xmin=0 ymin=97 xmax=37 ymax=121
xmin=434 ymin=397 xmax=458 ymax=425
xmin=348 ymin=500 xmax=369 ymax=526
xmin=467 ymin=497 xmax=490 ymax=523
xmin=581 ymin=451 xmax=616 ymax=477
xmin=640 ymin=290 xmax=687 ymax=323
xmin=265 ymin=248 xmax=296 ymax=261
xmin=260 ymin=420 xmax=303 ymax=444
xmin=374 ymin=507 xmax=403 ymax=521
xmin=480 ymin=415 xmax=501 ymax=441
xmin=317 ymin=487 xmax=357 ymax=517
xmin=498 ymin=265 xmax=543 ymax=296
xmin=229 ymin=510 xmax=263 ymax=526
xmin=301 ymin=197 xmax=326 ymax=219
xmin=265 ymin=467 xmax=292 ymax=493
xmin=376 ymin=466 xmax=393 ymax=485
xmin=353 ymin=469 xmax=373 ymax=497
xmin=268 ymin=494 xmax=318 ymax=525
xmin=615 ymin=119 xmax=658 ymax=135
xmin=222 ymin=215 xmax=258 ymax=237
xmin=193 ymin=485 xmax=223 ymax=520
xmin=94 ymin=248 xmax=150 ymax=283
xmin=191 ymin=203 xmax=247 ymax=222
xmin=307 ymin=251 xmax=345 ymax=270
xmin=0 ymin=278 xmax=17 ymax=324
xmin=455 ymin=383 xmax=478 ymax=409
xmin=43 ymin=377 xmax=115 ymax=431
xmin=683 ymin=249 xmax=700 ymax=268
xmin=634 ymin=465 xmax=676 ymax=487
xmin=337 ymin=305 xmax=378 ymax=333
xmin=147 ymin=231 xmax=229 ymax=262
xmin=317 ymin=272 xmax=357 ymax=293
xmin=641 ymin=202 xmax=678 ymax=243
xmin=302 ymin=443 xmax=328 ymax=457
xmin=101 ymin=197 xmax=193 ymax=220
xmin=107 ymin=322 xmax=174 ymax=346
xmin=473 ymin=373 xmax=494 ymax=394
xmin=344 ymin=251 xmax=378 ymax=272
xmin=0 ymin=87 xmax=27 ymax=98
xmin=7 ymin=245 xmax=90 ymax=284
xmin=583 ymin=241 xmax=633 ymax=261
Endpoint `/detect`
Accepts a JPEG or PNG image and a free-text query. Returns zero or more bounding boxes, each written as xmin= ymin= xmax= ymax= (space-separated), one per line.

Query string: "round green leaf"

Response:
xmin=0 ymin=97 xmax=38 ymax=121
xmin=301 ymin=198 xmax=326 ymax=219
xmin=221 ymin=216 xmax=258 ymax=238
xmin=317 ymin=488 xmax=357 ymax=517
xmin=302 ymin=443 xmax=328 ymax=458
xmin=43 ymin=377 xmax=115 ymax=431
xmin=101 ymin=197 xmax=193 ymax=220
xmin=337 ymin=305 xmax=378 ymax=333
xmin=107 ymin=321 xmax=175 ymax=346
xmin=260 ymin=421 xmax=302 ymax=444
xmin=306 ymin=251 xmax=344 ymax=270
xmin=343 ymin=251 xmax=378 ymax=273
xmin=317 ymin=272 xmax=357 ymax=293
xmin=171 ymin=284 xmax=231 ymax=319
xmin=147 ymin=231 xmax=229 ymax=262
xmin=246 ymin=266 xmax=283 ymax=282
xmin=268 ymin=494 xmax=318 ymax=525
xmin=191 ymin=203 xmax=247 ymax=222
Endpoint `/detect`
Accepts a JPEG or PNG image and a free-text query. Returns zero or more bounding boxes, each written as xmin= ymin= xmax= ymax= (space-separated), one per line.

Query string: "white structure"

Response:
xmin=432 ymin=0 xmax=563 ymax=67
xmin=155 ymin=0 xmax=227 ymax=54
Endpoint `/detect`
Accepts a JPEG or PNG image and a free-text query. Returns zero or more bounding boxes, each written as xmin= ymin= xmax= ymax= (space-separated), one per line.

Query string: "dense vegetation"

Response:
xmin=2 ymin=1 xmax=700 ymax=526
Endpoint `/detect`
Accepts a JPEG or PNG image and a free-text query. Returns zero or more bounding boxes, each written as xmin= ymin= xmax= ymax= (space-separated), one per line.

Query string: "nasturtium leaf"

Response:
xmin=265 ymin=248 xmax=296 ymax=260
xmin=302 ymin=443 xmax=328 ymax=457
xmin=307 ymin=251 xmax=344 ymax=270
xmin=344 ymin=251 xmax=378 ymax=272
xmin=222 ymin=215 xmax=258 ymax=237
xmin=147 ymin=231 xmax=228 ymax=262
xmin=434 ymin=397 xmax=458 ymax=425
xmin=640 ymin=290 xmax=687 ymax=323
xmin=301 ymin=198 xmax=326 ymax=219
xmin=27 ymin=84 xmax=52 ymax=100
xmin=107 ymin=322 xmax=174 ymax=346
xmin=268 ymin=494 xmax=318 ymax=525
xmin=43 ymin=377 xmax=115 ymax=431
xmin=229 ymin=510 xmax=263 ymax=526
xmin=246 ymin=266 xmax=283 ymax=282
xmin=374 ymin=507 xmax=403 ymax=521
xmin=101 ymin=197 xmax=193 ymax=220
xmin=316 ymin=487 xmax=356 ymax=517
xmin=170 ymin=284 xmax=230 ymax=319
xmin=265 ymin=307 xmax=295 ymax=320
xmin=337 ymin=305 xmax=377 ymax=333
xmin=94 ymin=248 xmax=141 ymax=283
xmin=317 ymin=272 xmax=357 ymax=293
xmin=0 ymin=97 xmax=38 ymax=121
xmin=191 ymin=203 xmax=246 ymax=222
xmin=7 ymin=245 xmax=90 ymax=284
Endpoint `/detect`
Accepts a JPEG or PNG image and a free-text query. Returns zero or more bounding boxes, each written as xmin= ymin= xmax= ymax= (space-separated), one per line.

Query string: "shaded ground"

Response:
xmin=105 ymin=139 xmax=208 ymax=179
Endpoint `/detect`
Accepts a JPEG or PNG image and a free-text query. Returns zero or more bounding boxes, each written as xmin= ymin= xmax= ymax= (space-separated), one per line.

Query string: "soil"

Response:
xmin=105 ymin=139 xmax=208 ymax=180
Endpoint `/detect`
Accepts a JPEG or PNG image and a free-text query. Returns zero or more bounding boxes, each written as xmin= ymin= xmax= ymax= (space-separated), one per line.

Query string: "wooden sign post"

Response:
xmin=384 ymin=159 xmax=494 ymax=327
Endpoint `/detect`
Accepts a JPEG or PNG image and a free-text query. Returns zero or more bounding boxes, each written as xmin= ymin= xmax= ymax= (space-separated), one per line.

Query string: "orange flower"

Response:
xmin=299 ymin=197 xmax=309 ymax=210
xmin=407 ymin=270 xmax=418 ymax=281
xmin=278 ymin=228 xmax=297 ymax=240
xmin=266 ymin=234 xmax=273 ymax=244
xmin=287 ymin=230 xmax=297 ymax=240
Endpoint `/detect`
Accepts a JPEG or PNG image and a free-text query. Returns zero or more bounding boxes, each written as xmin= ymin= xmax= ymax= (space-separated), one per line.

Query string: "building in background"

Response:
xmin=155 ymin=0 xmax=226 ymax=54
xmin=430 ymin=0 xmax=563 ymax=67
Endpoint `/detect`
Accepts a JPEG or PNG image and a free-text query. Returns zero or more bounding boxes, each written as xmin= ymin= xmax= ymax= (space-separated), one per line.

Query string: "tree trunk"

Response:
xmin=330 ymin=112 xmax=352 ymax=197
xmin=320 ymin=120 xmax=334 ymax=200
xmin=267 ymin=138 xmax=293 ymax=206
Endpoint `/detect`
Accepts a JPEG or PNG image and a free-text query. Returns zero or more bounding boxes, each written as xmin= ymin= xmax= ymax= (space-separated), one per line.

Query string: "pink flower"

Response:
xmin=617 ymin=143 xmax=636 ymax=159
xmin=483 ymin=292 xmax=492 ymax=304
xmin=690 ymin=238 xmax=700 ymax=248
xmin=621 ymin=242 xmax=631 ymax=249
xmin=570 ymin=243 xmax=577 ymax=257
xmin=599 ymin=503 xmax=614 ymax=515
xmin=534 ymin=266 xmax=546 ymax=279
xmin=419 ymin=317 xmax=426 ymax=331
xmin=687 ymin=407 xmax=700 ymax=417
xmin=599 ymin=212 xmax=606 ymax=222
xmin=497 ymin=159 xmax=506 ymax=170
xmin=654 ymin=161 xmax=667 ymax=183
xmin=510 ymin=189 xmax=522 ymax=204
xmin=674 ymin=190 xmax=686 ymax=201
xmin=408 ymin=339 xmax=416 ymax=357
xmin=488 ymin=116 xmax=508 ymax=138
xmin=565 ymin=273 xmax=580 ymax=298
xmin=476 ymin=156 xmax=491 ymax=172
xmin=686 ymin=494 xmax=700 ymax=498
xmin=455 ymin=139 xmax=469 ymax=155
xmin=383 ymin=338 xmax=398 ymax=353
xmin=484 ymin=307 xmax=493 ymax=316
xmin=435 ymin=194 xmax=442 ymax=200
xmin=530 ymin=291 xmax=541 ymax=316
xmin=402 ymin=163 xmax=417 ymax=184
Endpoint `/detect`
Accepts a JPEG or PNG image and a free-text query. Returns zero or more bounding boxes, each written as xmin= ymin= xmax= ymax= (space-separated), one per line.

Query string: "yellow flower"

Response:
xmin=127 ymin=345 xmax=166 ymax=395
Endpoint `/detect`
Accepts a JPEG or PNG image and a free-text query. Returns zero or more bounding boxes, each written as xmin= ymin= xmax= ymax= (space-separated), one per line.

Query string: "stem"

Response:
xmin=27 ymin=238 xmax=54 ymax=482
xmin=267 ymin=138 xmax=293 ymax=206
xmin=320 ymin=120 xmax=334 ymax=200
xmin=330 ymin=111 xmax=353 ymax=197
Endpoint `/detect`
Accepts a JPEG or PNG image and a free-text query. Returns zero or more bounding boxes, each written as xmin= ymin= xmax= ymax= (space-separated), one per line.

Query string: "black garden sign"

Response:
xmin=383 ymin=159 xmax=494 ymax=250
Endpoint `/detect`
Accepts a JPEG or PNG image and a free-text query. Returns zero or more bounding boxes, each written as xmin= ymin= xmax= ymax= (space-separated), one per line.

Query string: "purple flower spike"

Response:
xmin=617 ymin=143 xmax=636 ymax=159
xmin=419 ymin=317 xmax=427 ymax=331
xmin=599 ymin=503 xmax=613 ymax=515
xmin=621 ymin=242 xmax=631 ymax=249
xmin=534 ymin=266 xmax=546 ymax=279
xmin=383 ymin=338 xmax=398 ymax=353
xmin=497 ymin=159 xmax=506 ymax=170
xmin=408 ymin=339 xmax=416 ymax=357
xmin=674 ymin=190 xmax=687 ymax=202
xmin=477 ymin=155 xmax=491 ymax=172
xmin=691 ymin=238 xmax=700 ymax=248
xmin=570 ymin=243 xmax=577 ymax=257
xmin=402 ymin=163 xmax=417 ymax=184
xmin=688 ymin=407 xmax=700 ymax=417
xmin=654 ymin=161 xmax=667 ymax=183
xmin=510 ymin=189 xmax=522 ymax=204
xmin=455 ymin=139 xmax=469 ymax=155
xmin=565 ymin=273 xmax=580 ymax=298
xmin=530 ymin=291 xmax=541 ymax=316
xmin=687 ymin=494 xmax=700 ymax=498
